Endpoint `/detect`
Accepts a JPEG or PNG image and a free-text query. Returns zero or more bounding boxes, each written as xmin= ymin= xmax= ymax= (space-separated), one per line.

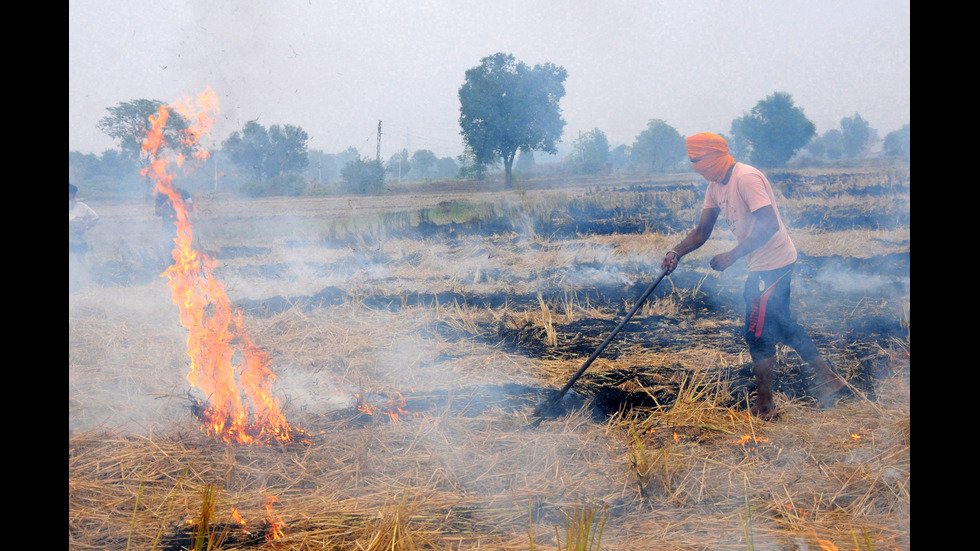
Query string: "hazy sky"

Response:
xmin=69 ymin=0 xmax=910 ymax=159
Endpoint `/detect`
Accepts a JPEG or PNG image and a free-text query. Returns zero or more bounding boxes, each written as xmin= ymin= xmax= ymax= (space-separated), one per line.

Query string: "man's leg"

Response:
xmin=745 ymin=270 xmax=782 ymax=418
xmin=808 ymin=356 xmax=847 ymax=407
xmin=766 ymin=267 xmax=847 ymax=407
xmin=751 ymin=356 xmax=777 ymax=418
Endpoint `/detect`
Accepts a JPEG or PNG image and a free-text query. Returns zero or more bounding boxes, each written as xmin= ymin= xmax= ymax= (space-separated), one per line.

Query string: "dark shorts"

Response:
xmin=744 ymin=263 xmax=820 ymax=363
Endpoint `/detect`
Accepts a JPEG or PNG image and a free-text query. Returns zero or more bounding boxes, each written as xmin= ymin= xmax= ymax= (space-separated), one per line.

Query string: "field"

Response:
xmin=69 ymin=167 xmax=910 ymax=550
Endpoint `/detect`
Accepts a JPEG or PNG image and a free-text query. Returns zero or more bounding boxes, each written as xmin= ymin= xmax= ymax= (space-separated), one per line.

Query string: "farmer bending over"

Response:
xmin=661 ymin=133 xmax=846 ymax=418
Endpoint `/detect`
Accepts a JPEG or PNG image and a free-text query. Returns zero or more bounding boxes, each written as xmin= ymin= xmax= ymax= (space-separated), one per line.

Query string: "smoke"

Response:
xmin=814 ymin=264 xmax=909 ymax=296
xmin=804 ymin=249 xmax=910 ymax=299
xmin=559 ymin=265 xmax=634 ymax=287
xmin=69 ymin=284 xmax=200 ymax=434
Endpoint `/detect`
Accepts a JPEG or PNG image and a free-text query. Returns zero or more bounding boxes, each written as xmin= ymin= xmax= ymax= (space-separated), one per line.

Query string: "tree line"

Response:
xmin=71 ymin=52 xmax=909 ymax=197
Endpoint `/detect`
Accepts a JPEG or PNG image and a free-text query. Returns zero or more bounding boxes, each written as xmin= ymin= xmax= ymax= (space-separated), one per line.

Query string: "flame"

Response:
xmin=141 ymin=89 xmax=308 ymax=445
xmin=732 ymin=434 xmax=771 ymax=453
xmin=354 ymin=391 xmax=430 ymax=423
xmin=263 ymin=493 xmax=285 ymax=541
xmin=230 ymin=507 xmax=246 ymax=527
xmin=782 ymin=503 xmax=811 ymax=519
xmin=815 ymin=535 xmax=839 ymax=551
xmin=850 ymin=428 xmax=871 ymax=441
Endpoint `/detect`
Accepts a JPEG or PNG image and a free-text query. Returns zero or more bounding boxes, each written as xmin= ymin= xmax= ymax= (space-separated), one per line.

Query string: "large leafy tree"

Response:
xmin=731 ymin=92 xmax=815 ymax=167
xmin=98 ymin=99 xmax=192 ymax=162
xmin=458 ymin=53 xmax=567 ymax=187
xmin=630 ymin=120 xmax=686 ymax=173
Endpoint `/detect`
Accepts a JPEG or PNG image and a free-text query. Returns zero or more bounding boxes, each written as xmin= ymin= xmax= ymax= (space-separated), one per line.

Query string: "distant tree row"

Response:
xmin=386 ymin=149 xmax=459 ymax=182
xmin=562 ymin=95 xmax=907 ymax=174
xmin=562 ymin=121 xmax=686 ymax=175
xmin=71 ymin=99 xmax=466 ymax=197
xmin=456 ymin=54 xmax=908 ymax=178
xmin=74 ymin=60 xmax=909 ymax=198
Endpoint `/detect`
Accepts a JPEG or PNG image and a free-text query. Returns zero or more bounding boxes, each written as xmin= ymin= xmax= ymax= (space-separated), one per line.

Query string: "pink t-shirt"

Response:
xmin=702 ymin=163 xmax=797 ymax=272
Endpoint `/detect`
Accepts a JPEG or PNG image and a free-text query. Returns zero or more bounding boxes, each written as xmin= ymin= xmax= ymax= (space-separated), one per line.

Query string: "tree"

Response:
xmin=458 ymin=53 xmax=567 ymax=187
xmin=223 ymin=121 xmax=309 ymax=185
xmin=98 ymin=99 xmax=192 ymax=162
xmin=840 ymin=113 xmax=873 ymax=158
xmin=630 ymin=120 xmax=686 ymax=173
xmin=433 ymin=156 xmax=459 ymax=180
xmin=730 ymin=92 xmax=815 ymax=167
xmin=883 ymin=124 xmax=910 ymax=160
xmin=223 ymin=121 xmax=273 ymax=183
xmin=821 ymin=129 xmax=844 ymax=160
xmin=268 ymin=124 xmax=310 ymax=175
xmin=569 ymin=128 xmax=610 ymax=174
xmin=411 ymin=149 xmax=438 ymax=177
xmin=608 ymin=144 xmax=630 ymax=171
xmin=387 ymin=149 xmax=410 ymax=180
xmin=341 ymin=158 xmax=385 ymax=194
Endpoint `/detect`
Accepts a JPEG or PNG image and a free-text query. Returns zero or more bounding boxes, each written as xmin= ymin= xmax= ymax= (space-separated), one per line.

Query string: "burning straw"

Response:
xmin=140 ymin=89 xmax=307 ymax=445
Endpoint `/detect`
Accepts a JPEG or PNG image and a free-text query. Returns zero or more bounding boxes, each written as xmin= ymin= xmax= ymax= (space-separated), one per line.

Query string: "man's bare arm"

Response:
xmin=709 ymin=205 xmax=778 ymax=271
xmin=661 ymin=207 xmax=719 ymax=274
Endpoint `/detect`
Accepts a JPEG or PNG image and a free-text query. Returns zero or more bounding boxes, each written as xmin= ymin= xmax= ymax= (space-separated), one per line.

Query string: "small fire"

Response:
xmin=732 ymin=434 xmax=771 ymax=453
xmin=230 ymin=507 xmax=246 ymax=527
xmin=850 ymin=428 xmax=871 ymax=441
xmin=141 ymin=89 xmax=308 ymax=445
xmin=354 ymin=391 xmax=430 ymax=423
xmin=263 ymin=493 xmax=286 ymax=541
xmin=815 ymin=534 xmax=839 ymax=551
xmin=782 ymin=503 xmax=811 ymax=519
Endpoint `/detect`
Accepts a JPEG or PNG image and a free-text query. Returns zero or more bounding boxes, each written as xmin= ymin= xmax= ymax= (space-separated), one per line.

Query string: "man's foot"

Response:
xmin=751 ymin=357 xmax=778 ymax=419
xmin=809 ymin=356 xmax=848 ymax=408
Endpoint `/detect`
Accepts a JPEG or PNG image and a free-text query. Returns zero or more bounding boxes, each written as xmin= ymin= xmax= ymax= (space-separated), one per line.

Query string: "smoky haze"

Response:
xmin=69 ymin=0 xmax=910 ymax=159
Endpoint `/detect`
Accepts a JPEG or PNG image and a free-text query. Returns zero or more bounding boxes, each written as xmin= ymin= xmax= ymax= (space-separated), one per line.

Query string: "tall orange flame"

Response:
xmin=141 ymin=89 xmax=308 ymax=445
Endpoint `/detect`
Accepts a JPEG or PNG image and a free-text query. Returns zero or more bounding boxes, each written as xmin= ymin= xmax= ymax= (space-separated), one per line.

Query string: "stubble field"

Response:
xmin=69 ymin=168 xmax=909 ymax=550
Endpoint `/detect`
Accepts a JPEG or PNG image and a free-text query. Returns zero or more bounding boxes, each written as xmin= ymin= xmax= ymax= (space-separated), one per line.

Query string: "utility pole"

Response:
xmin=376 ymin=120 xmax=382 ymax=163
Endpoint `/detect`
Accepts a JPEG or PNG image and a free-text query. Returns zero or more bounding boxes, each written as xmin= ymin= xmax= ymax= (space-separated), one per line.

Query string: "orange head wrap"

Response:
xmin=686 ymin=132 xmax=736 ymax=183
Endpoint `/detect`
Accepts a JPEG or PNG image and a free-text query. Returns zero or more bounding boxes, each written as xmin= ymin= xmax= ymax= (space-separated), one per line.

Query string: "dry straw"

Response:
xmin=71 ymin=169 xmax=909 ymax=550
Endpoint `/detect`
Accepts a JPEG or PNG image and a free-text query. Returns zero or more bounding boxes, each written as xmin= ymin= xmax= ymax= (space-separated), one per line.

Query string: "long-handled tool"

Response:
xmin=526 ymin=269 xmax=669 ymax=429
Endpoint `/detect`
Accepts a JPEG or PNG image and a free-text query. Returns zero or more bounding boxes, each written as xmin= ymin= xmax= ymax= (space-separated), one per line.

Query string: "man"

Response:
xmin=69 ymin=183 xmax=99 ymax=286
xmin=661 ymin=133 xmax=846 ymax=418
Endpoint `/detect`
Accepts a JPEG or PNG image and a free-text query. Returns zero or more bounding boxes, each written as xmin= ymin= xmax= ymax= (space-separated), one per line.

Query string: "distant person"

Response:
xmin=661 ymin=133 xmax=847 ymax=418
xmin=155 ymin=188 xmax=193 ymax=266
xmin=69 ymin=183 xmax=99 ymax=287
